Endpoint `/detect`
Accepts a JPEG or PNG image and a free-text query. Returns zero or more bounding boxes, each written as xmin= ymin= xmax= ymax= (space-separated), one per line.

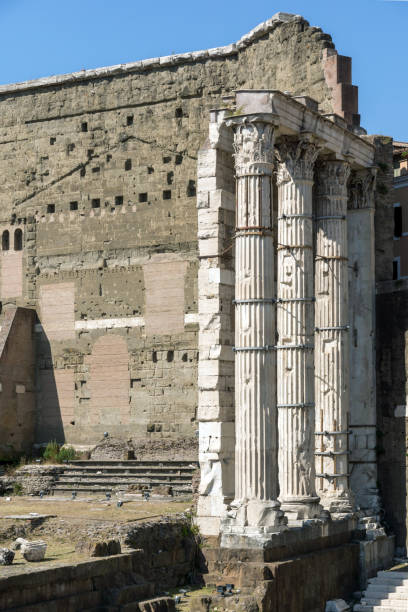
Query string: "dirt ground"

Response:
xmin=0 ymin=495 xmax=191 ymax=575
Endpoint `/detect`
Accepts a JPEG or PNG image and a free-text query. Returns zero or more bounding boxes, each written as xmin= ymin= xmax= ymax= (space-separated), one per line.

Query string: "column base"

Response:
xmin=319 ymin=490 xmax=355 ymax=518
xmin=280 ymin=497 xmax=329 ymax=526
xmin=220 ymin=499 xmax=288 ymax=548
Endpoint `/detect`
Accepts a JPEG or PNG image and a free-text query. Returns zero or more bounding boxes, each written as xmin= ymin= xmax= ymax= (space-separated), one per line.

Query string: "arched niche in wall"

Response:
xmin=2 ymin=230 xmax=9 ymax=251
xmin=14 ymin=228 xmax=23 ymax=251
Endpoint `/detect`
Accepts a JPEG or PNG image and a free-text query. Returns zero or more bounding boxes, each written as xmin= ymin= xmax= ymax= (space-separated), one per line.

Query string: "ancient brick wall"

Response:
xmin=0 ymin=307 xmax=36 ymax=458
xmin=0 ymin=15 xmax=343 ymax=447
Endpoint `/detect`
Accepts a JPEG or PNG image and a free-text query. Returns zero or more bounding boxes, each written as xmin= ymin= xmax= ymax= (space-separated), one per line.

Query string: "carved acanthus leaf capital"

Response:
xmin=315 ymin=160 xmax=351 ymax=197
xmin=226 ymin=116 xmax=276 ymax=176
xmin=348 ymin=168 xmax=377 ymax=210
xmin=275 ymin=137 xmax=321 ymax=185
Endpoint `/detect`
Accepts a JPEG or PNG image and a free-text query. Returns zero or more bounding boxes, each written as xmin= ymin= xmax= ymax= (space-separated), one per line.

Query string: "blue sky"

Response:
xmin=0 ymin=0 xmax=406 ymax=140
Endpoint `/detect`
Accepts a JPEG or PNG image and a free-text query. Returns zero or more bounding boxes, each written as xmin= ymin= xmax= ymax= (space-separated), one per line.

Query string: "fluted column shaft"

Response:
xmin=227 ymin=115 xmax=284 ymax=529
xmin=276 ymin=139 xmax=321 ymax=519
xmin=314 ymin=160 xmax=353 ymax=513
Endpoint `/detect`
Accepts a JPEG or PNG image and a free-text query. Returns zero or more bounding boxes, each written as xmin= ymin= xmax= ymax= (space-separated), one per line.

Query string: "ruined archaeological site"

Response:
xmin=0 ymin=11 xmax=406 ymax=612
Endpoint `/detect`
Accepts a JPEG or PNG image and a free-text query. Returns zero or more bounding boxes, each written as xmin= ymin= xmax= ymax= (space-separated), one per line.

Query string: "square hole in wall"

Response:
xmin=115 ymin=196 xmax=123 ymax=206
xmin=147 ymin=166 xmax=154 ymax=174
xmin=163 ymin=156 xmax=171 ymax=164
xmin=163 ymin=190 xmax=171 ymax=200
xmin=70 ymin=201 xmax=78 ymax=211
xmin=175 ymin=154 xmax=182 ymax=165
xmin=125 ymin=159 xmax=132 ymax=171
xmin=187 ymin=180 xmax=196 ymax=197
xmin=139 ymin=193 xmax=148 ymax=203
xmin=81 ymin=122 xmax=88 ymax=132
xmin=175 ymin=107 xmax=183 ymax=118
xmin=50 ymin=137 xmax=56 ymax=145
xmin=127 ymin=115 xmax=134 ymax=126
xmin=80 ymin=167 xmax=86 ymax=177
xmin=92 ymin=166 xmax=100 ymax=173
xmin=91 ymin=199 xmax=100 ymax=209
xmin=47 ymin=204 xmax=55 ymax=214
xmin=167 ymin=171 xmax=173 ymax=185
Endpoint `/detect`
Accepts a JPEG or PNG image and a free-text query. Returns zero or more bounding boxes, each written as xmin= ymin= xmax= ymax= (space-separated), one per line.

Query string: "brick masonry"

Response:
xmin=0 ymin=14 xmax=360 ymax=450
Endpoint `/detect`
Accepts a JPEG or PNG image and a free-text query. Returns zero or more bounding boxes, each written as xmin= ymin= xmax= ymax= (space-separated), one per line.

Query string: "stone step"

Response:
xmin=58 ymin=473 xmax=192 ymax=482
xmin=369 ymin=576 xmax=408 ymax=586
xmin=363 ymin=598 xmax=408 ymax=608
xmin=52 ymin=483 xmax=192 ymax=495
xmin=353 ymin=604 xmax=404 ymax=612
xmin=69 ymin=460 xmax=198 ymax=468
xmin=51 ymin=487 xmax=191 ymax=497
xmin=58 ymin=476 xmax=191 ymax=485
xmin=365 ymin=587 xmax=408 ymax=598
xmin=377 ymin=572 xmax=408 ymax=580
xmin=61 ymin=466 xmax=195 ymax=475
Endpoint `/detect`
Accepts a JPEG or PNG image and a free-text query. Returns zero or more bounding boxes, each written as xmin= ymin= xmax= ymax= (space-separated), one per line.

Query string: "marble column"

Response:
xmin=348 ymin=168 xmax=381 ymax=517
xmin=314 ymin=160 xmax=354 ymax=514
xmin=275 ymin=137 xmax=323 ymax=521
xmin=225 ymin=115 xmax=285 ymax=531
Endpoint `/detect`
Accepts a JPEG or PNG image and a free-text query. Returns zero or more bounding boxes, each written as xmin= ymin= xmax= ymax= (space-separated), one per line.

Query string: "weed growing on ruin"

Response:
xmin=12 ymin=482 xmax=23 ymax=496
xmin=43 ymin=441 xmax=77 ymax=463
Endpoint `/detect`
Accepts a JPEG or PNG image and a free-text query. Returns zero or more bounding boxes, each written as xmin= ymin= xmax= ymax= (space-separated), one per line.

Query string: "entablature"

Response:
xmin=209 ymin=89 xmax=375 ymax=170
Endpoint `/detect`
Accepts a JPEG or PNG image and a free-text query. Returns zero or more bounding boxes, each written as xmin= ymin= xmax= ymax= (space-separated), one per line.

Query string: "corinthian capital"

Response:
xmin=275 ymin=137 xmax=321 ymax=185
xmin=226 ymin=115 xmax=276 ymax=176
xmin=348 ymin=168 xmax=377 ymax=210
xmin=315 ymin=160 xmax=351 ymax=197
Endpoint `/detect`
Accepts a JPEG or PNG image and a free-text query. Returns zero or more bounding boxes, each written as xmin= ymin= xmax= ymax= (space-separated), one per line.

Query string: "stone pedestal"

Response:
xmin=221 ymin=115 xmax=286 ymax=543
xmin=276 ymin=137 xmax=324 ymax=523
xmin=314 ymin=160 xmax=354 ymax=515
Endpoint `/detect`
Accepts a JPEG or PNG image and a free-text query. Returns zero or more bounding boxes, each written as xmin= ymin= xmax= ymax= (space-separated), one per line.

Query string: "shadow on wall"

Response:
xmin=0 ymin=307 xmax=36 ymax=459
xmin=376 ymin=289 xmax=408 ymax=555
xmin=35 ymin=316 xmax=65 ymax=446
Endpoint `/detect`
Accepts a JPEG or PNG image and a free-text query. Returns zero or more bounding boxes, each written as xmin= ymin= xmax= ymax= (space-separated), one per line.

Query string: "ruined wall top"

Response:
xmin=0 ymin=14 xmax=304 ymax=93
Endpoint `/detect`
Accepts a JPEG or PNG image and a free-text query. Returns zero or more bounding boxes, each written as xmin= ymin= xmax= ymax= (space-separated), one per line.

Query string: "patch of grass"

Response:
xmin=12 ymin=483 xmax=23 ymax=496
xmin=43 ymin=442 xmax=77 ymax=463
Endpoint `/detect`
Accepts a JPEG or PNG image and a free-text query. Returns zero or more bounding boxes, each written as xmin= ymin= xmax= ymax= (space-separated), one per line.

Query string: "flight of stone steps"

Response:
xmin=354 ymin=570 xmax=408 ymax=611
xmin=50 ymin=459 xmax=198 ymax=497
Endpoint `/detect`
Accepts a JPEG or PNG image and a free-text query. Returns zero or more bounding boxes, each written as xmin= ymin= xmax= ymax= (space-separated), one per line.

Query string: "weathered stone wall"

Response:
xmin=0 ymin=14 xmax=346 ymax=446
xmin=0 ymin=307 xmax=36 ymax=458
xmin=376 ymin=285 xmax=408 ymax=554
xmin=372 ymin=136 xmax=408 ymax=554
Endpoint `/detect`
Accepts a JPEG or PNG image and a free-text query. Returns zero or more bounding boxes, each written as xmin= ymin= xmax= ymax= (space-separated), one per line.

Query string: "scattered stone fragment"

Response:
xmin=325 ymin=600 xmax=350 ymax=612
xmin=0 ymin=548 xmax=14 ymax=565
xmin=21 ymin=540 xmax=47 ymax=561
xmin=12 ymin=537 xmax=28 ymax=551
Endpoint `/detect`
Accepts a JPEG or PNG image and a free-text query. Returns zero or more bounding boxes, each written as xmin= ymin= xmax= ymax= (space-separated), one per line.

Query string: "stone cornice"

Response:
xmin=0 ymin=13 xmax=302 ymax=96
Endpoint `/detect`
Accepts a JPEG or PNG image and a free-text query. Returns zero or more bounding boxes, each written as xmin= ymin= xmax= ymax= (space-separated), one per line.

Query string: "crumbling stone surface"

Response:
xmin=75 ymin=538 xmax=121 ymax=557
xmin=21 ymin=539 xmax=47 ymax=561
xmin=131 ymin=437 xmax=198 ymax=461
xmin=0 ymin=464 xmax=63 ymax=496
xmin=0 ymin=548 xmax=14 ymax=565
xmin=90 ymin=436 xmax=135 ymax=460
